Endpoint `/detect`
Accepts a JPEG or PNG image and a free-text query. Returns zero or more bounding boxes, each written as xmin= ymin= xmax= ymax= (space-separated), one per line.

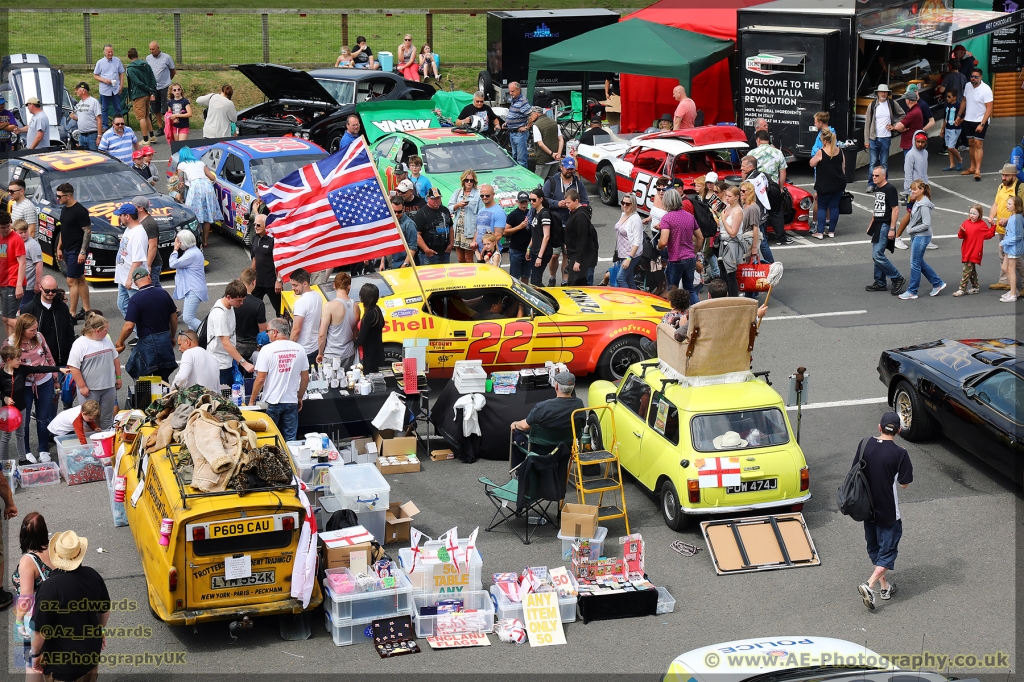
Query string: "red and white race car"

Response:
xmin=576 ymin=125 xmax=813 ymax=231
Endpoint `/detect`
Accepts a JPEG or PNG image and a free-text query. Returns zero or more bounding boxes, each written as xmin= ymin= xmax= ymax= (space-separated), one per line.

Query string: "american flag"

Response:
xmin=259 ymin=138 xmax=405 ymax=279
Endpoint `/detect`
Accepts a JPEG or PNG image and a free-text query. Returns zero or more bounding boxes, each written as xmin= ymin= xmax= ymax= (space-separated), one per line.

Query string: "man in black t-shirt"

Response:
xmin=249 ymin=213 xmax=281 ymax=315
xmin=116 ymin=267 xmax=178 ymax=380
xmin=55 ymin=182 xmax=93 ymax=320
xmin=30 ymin=531 xmax=110 ymax=682
xmin=134 ymin=195 xmax=163 ymax=286
xmin=457 ymin=92 xmax=502 ymax=131
xmin=504 ymin=191 xmax=532 ymax=282
xmin=855 ymin=411 xmax=913 ymax=610
xmin=865 ymin=168 xmax=906 ymax=295
xmin=578 ymin=117 xmax=605 ymax=147
xmin=414 ymin=188 xmax=453 ymax=265
xmin=512 ymin=371 xmax=584 ymax=436
xmin=236 ymin=267 xmax=268 ymax=363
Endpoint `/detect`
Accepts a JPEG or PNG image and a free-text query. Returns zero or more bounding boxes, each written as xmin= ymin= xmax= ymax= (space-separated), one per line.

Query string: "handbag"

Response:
xmin=737 ymin=260 xmax=772 ymax=292
xmin=839 ymin=191 xmax=853 ymax=215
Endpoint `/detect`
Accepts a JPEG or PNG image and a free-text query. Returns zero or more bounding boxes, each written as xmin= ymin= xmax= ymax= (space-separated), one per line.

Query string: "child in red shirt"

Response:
xmin=954 ymin=204 xmax=996 ymax=296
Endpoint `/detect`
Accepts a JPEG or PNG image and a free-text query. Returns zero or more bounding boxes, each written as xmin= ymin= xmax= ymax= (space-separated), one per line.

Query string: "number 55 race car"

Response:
xmin=575 ymin=125 xmax=813 ymax=231
xmin=282 ymin=264 xmax=671 ymax=380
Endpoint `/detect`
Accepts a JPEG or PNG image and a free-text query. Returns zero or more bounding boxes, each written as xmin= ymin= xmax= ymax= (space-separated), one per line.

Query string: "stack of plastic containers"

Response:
xmin=489 ymin=570 xmax=580 ymax=624
xmin=323 ymin=563 xmax=414 ymax=646
xmin=328 ymin=464 xmax=390 ymax=543
xmin=556 ymin=526 xmax=609 ymax=562
xmin=411 ymin=590 xmax=495 ymax=638
xmin=397 ymin=538 xmax=483 ymax=594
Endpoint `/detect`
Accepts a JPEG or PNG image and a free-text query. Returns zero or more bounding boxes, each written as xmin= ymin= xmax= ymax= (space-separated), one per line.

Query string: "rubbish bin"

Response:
xmin=378 ymin=51 xmax=394 ymax=73
xmin=842 ymin=146 xmax=858 ymax=184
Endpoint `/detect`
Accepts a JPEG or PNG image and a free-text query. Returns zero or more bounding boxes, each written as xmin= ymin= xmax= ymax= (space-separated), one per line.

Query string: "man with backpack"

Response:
xmin=563 ymin=189 xmax=598 ymax=286
xmin=543 ymin=157 xmax=588 ymax=286
xmin=747 ymin=132 xmax=793 ymax=247
xmin=849 ymin=412 xmax=913 ymax=610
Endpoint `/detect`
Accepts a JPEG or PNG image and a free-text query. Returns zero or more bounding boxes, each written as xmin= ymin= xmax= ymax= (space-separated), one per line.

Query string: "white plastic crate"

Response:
xmin=19 ymin=461 xmax=60 ymax=487
xmin=656 ymin=586 xmax=675 ymax=614
xmin=412 ymin=590 xmax=494 ymax=638
xmin=324 ymin=611 xmax=377 ymax=647
xmin=55 ymin=435 xmax=106 ymax=486
xmin=329 ymin=463 xmax=389 ymax=511
xmin=324 ymin=567 xmax=413 ymax=623
xmin=398 ymin=539 xmax=483 ymax=594
xmin=557 ymin=526 xmax=609 ymax=562
xmin=286 ymin=441 xmax=343 ymax=484
xmin=489 ymin=578 xmax=578 ymax=624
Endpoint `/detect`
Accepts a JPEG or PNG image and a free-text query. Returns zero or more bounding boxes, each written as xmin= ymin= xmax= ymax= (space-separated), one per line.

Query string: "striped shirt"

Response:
xmin=505 ymin=92 xmax=531 ymax=130
xmin=99 ymin=127 xmax=138 ymax=164
xmin=10 ymin=198 xmax=37 ymax=230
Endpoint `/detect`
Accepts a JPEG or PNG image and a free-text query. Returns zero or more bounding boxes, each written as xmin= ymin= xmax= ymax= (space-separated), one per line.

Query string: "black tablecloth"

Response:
xmin=297 ymin=389 xmax=391 ymax=440
xmin=430 ymin=383 xmax=555 ymax=461
xmin=577 ymin=588 xmax=659 ymax=624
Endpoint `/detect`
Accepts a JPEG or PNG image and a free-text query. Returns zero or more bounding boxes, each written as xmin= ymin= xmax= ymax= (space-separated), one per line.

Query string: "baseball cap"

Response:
xmin=590 ymin=116 xmax=602 ymax=124
xmin=905 ymin=90 xmax=919 ymax=101
xmin=113 ymin=203 xmax=138 ymax=216
xmin=25 ymin=97 xmax=41 ymax=106
xmin=0 ymin=95 xmax=6 ymax=105
xmin=396 ymin=179 xmax=415 ymax=193
xmin=530 ymin=106 xmax=544 ymax=115
xmin=394 ymin=162 xmax=409 ymax=175
xmin=132 ymin=149 xmax=145 ymax=160
xmin=141 ymin=146 xmax=154 ymax=156
xmin=705 ymin=172 xmax=719 ymax=183
xmin=516 ymin=191 xmax=530 ymax=202
xmin=561 ymin=156 xmax=576 ymax=169
xmin=880 ymin=411 xmax=901 ymax=435
xmin=76 ymin=82 xmax=90 ymax=91
xmin=131 ymin=266 xmax=150 ymax=282
xmin=554 ymin=370 xmax=576 ymax=387
xmin=131 ymin=195 xmax=150 ymax=210
xmin=425 ymin=187 xmax=442 ymax=199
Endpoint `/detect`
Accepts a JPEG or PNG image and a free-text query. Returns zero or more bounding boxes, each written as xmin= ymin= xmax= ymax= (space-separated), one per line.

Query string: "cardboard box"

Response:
xmin=376 ymin=454 xmax=421 ymax=475
xmin=348 ymin=437 xmax=377 ymax=465
xmin=383 ymin=501 xmax=420 ymax=544
xmin=319 ymin=526 xmax=375 ymax=569
xmin=430 ymin=449 xmax=454 ymax=462
xmin=375 ymin=432 xmax=418 ymax=458
xmin=560 ymin=503 xmax=599 ymax=539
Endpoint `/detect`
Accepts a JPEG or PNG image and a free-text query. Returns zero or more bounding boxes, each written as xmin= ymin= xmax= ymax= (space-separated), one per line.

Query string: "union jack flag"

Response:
xmin=259 ymin=138 xmax=405 ymax=279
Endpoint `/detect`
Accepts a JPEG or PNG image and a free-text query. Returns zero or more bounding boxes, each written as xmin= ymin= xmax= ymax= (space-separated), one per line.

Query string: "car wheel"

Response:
xmin=893 ymin=380 xmax=933 ymax=442
xmin=596 ymin=165 xmax=617 ymax=206
xmin=328 ymin=133 xmax=344 ymax=154
xmin=477 ymin=71 xmax=493 ymax=102
xmin=598 ymin=336 xmax=646 ymax=382
xmin=383 ymin=343 xmax=403 ymax=366
xmin=660 ymin=481 xmax=689 ymax=531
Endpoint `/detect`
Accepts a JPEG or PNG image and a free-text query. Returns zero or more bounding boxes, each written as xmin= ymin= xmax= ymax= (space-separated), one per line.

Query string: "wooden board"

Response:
xmin=992 ymin=71 xmax=1023 ymax=119
xmin=701 ymin=513 xmax=820 ymax=575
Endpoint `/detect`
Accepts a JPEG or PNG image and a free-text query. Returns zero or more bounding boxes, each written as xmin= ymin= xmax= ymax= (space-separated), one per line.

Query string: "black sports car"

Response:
xmin=233 ymin=64 xmax=435 ymax=153
xmin=0 ymin=150 xmax=199 ymax=282
xmin=1 ymin=53 xmax=74 ymax=149
xmin=877 ymin=338 xmax=1023 ymax=486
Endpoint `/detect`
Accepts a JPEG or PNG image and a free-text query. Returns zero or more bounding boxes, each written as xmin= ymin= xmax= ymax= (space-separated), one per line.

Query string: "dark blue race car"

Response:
xmin=878 ymin=338 xmax=1022 ymax=486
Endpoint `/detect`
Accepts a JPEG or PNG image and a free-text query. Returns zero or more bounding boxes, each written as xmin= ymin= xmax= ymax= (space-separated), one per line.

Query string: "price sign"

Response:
xmin=523 ymin=592 xmax=566 ymax=647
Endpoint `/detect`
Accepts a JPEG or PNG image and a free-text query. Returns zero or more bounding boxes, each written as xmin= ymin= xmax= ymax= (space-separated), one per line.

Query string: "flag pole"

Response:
xmin=363 ymin=143 xmax=430 ymax=307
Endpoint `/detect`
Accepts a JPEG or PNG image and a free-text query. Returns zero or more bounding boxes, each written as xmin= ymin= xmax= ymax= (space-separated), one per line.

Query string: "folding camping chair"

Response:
xmin=480 ymin=438 xmax=571 ymax=544
xmin=556 ymin=90 xmax=585 ymax=140
xmin=508 ymin=423 xmax=574 ymax=474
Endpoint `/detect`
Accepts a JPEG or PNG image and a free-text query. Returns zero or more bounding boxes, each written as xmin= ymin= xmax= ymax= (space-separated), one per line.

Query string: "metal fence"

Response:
xmin=4 ymin=8 xmax=493 ymax=69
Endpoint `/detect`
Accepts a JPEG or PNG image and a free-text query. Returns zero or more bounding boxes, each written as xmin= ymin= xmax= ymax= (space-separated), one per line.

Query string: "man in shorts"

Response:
xmin=54 ymin=183 xmax=93 ymax=320
xmin=957 ymin=67 xmax=994 ymax=181
xmin=0 ymin=212 xmax=26 ymax=336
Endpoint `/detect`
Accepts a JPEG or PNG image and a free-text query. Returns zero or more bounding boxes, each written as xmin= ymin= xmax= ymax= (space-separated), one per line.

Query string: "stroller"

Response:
xmin=631 ymin=229 xmax=667 ymax=296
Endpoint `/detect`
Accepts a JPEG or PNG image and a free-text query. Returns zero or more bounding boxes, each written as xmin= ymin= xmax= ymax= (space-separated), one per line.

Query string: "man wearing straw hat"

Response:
xmin=30 ymin=530 xmax=110 ymax=682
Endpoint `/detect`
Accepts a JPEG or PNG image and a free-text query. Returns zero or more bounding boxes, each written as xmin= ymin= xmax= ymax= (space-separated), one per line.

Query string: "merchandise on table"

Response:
xmin=490 ymin=371 xmax=519 ymax=395
xmin=372 ymin=615 xmax=421 ymax=657
xmin=19 ymin=461 xmax=60 ymax=487
xmin=55 ymin=434 xmax=107 ymax=485
xmin=453 ymin=359 xmax=488 ymax=394
xmin=489 ymin=566 xmax=579 ymax=624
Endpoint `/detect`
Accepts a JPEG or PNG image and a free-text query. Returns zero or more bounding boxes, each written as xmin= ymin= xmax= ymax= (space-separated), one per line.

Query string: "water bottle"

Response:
xmin=231 ymin=382 xmax=244 ymax=407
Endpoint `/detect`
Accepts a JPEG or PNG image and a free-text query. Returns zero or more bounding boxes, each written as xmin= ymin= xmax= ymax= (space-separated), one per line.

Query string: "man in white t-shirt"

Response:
xmin=112 ymin=203 xmax=149 ymax=318
xmin=956 ymin=67 xmax=994 ymax=180
xmin=206 ymin=280 xmax=255 ymax=387
xmin=173 ymin=330 xmax=220 ymax=392
xmin=288 ymin=268 xmax=323 ymax=366
xmin=249 ymin=317 xmax=309 ymax=442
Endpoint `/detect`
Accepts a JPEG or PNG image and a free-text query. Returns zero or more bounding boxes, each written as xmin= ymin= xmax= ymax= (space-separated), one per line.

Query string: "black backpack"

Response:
xmin=195 ymin=313 xmax=211 ymax=349
xmin=546 ymin=210 xmax=564 ymax=249
xmin=690 ymin=196 xmax=719 ymax=239
xmin=836 ymin=436 xmax=875 ymax=523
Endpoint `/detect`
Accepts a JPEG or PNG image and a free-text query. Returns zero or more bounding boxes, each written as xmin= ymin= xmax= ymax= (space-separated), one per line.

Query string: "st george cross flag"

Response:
xmin=258 ymin=138 xmax=405 ymax=280
xmin=697 ymin=457 xmax=741 ymax=488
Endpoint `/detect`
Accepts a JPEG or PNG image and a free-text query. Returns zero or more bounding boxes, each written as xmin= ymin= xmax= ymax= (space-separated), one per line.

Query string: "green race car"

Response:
xmin=369 ymin=127 xmax=542 ymax=213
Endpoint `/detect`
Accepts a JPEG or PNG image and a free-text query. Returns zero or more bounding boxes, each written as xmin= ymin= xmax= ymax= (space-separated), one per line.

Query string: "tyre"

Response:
xmin=660 ymin=481 xmax=689 ymax=531
xmin=598 ymin=336 xmax=646 ymax=382
xmin=328 ymin=133 xmax=344 ymax=153
xmin=383 ymin=343 xmax=404 ymax=366
xmin=596 ymin=165 xmax=617 ymax=206
xmin=893 ymin=379 xmax=933 ymax=441
xmin=477 ymin=71 xmax=493 ymax=101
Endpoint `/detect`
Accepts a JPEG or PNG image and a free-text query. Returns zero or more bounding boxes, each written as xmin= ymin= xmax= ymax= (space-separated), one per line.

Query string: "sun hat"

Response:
xmin=50 ymin=530 xmax=89 ymax=571
xmin=712 ymin=431 xmax=748 ymax=449
xmin=875 ymin=84 xmax=891 ymax=93
xmin=1000 ymin=163 xmax=1018 ymax=175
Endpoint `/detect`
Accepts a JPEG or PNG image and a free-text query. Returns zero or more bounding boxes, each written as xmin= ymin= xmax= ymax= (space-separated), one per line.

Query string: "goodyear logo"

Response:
xmin=371 ymin=119 xmax=433 ymax=134
xmin=88 ymin=202 xmax=173 ymax=222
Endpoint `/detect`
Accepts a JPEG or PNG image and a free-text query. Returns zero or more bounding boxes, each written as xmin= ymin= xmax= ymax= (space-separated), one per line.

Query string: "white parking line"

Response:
xmin=846 ymin=190 xmax=968 ymax=215
xmin=785 ymin=396 xmax=888 ymax=411
xmin=88 ymin=280 xmax=233 ymax=294
xmin=763 ymin=310 xmax=867 ymax=321
xmin=926 ymin=179 xmax=990 ymax=208
xmin=773 ymin=233 xmax=956 ymax=249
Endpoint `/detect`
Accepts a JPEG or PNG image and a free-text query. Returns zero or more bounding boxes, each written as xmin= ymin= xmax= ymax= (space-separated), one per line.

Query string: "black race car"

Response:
xmin=877 ymin=338 xmax=1023 ymax=486
xmin=233 ymin=64 xmax=435 ymax=153
xmin=0 ymin=150 xmax=199 ymax=282
xmin=1 ymin=54 xmax=74 ymax=149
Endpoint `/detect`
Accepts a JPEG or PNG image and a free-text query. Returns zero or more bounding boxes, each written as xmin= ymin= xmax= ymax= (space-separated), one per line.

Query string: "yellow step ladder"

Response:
xmin=568 ymin=407 xmax=629 ymax=534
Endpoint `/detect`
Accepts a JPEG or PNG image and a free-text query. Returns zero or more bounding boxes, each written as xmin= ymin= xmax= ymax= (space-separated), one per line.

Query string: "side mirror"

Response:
xmin=964 ymin=386 xmax=977 ymax=399
xmin=605 ymin=392 xmax=617 ymax=404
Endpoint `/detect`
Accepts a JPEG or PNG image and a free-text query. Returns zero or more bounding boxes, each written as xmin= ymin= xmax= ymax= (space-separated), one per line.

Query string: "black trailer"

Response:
xmin=481 ymin=9 xmax=619 ymax=105
xmin=736 ymin=0 xmax=1024 ymax=159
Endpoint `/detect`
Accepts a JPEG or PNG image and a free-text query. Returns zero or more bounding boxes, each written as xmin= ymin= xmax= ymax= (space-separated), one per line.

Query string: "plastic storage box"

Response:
xmin=557 ymin=526 xmax=608 ymax=562
xmin=105 ymin=466 xmax=129 ymax=528
xmin=398 ymin=539 xmax=483 ymax=593
xmin=489 ymin=574 xmax=579 ymax=624
xmin=412 ymin=590 xmax=494 ymax=638
xmin=324 ymin=611 xmax=378 ymax=647
xmin=286 ymin=441 xmax=343 ymax=485
xmin=55 ymin=435 xmax=106 ymax=485
xmin=656 ymin=586 xmax=675 ymax=614
xmin=329 ymin=463 xmax=389 ymax=510
xmin=324 ymin=567 xmax=413 ymax=622
xmin=19 ymin=461 xmax=60 ymax=487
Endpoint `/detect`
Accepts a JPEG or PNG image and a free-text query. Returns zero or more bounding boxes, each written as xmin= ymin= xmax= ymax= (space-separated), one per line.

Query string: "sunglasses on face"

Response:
xmin=113 ymin=123 xmax=125 ymax=127
xmin=464 ymin=179 xmax=476 ymax=184
xmin=480 ymin=194 xmax=493 ymax=198
xmin=9 ymin=187 xmax=23 ymax=193
xmin=42 ymin=288 xmax=58 ymax=294
xmin=56 ymin=193 xmax=69 ymax=199
xmin=621 ymin=201 xmax=633 ymax=206
xmin=404 ymin=38 xmax=412 ymax=42
xmin=656 ymin=187 xmax=666 ymax=192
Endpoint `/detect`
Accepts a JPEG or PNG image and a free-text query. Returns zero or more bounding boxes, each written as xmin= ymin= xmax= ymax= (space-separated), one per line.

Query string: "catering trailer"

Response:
xmin=481 ymin=9 xmax=619 ymax=105
xmin=736 ymin=0 xmax=1024 ymax=158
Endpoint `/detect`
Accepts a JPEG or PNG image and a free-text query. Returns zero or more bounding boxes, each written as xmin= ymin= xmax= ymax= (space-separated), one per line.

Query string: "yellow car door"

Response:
xmin=611 ymin=373 xmax=652 ymax=474
xmin=637 ymin=391 xmax=681 ymax=490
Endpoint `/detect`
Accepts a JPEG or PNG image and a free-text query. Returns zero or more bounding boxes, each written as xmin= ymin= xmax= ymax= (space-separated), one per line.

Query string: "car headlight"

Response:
xmin=301 ymin=132 xmax=310 ymax=140
xmin=89 ymin=233 xmax=119 ymax=247
xmin=799 ymin=197 xmax=813 ymax=211
xmin=186 ymin=219 xmax=199 ymax=232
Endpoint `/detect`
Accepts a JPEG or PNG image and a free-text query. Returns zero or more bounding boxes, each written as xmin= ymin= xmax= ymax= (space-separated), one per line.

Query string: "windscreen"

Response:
xmin=49 ymin=169 xmax=157 ymax=203
xmin=250 ymin=153 xmax=328 ymax=188
xmin=422 ymin=139 xmax=514 ymax=173
xmin=690 ymin=408 xmax=789 ymax=452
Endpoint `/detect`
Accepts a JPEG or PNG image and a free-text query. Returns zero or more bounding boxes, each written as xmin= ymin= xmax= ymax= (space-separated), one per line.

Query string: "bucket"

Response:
xmin=90 ymin=431 xmax=115 ymax=461
xmin=378 ymin=51 xmax=394 ymax=73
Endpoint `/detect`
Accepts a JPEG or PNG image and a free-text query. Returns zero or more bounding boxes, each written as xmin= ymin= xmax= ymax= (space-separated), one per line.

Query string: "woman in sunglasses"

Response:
xmin=525 ymin=189 xmax=554 ymax=286
xmin=449 ymin=170 xmax=481 ymax=263
xmin=610 ymin=194 xmax=644 ymax=289
xmin=396 ymin=35 xmax=419 ymax=81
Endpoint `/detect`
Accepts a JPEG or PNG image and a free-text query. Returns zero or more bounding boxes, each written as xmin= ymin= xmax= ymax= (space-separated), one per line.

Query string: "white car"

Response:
xmin=664 ymin=636 xmax=953 ymax=682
